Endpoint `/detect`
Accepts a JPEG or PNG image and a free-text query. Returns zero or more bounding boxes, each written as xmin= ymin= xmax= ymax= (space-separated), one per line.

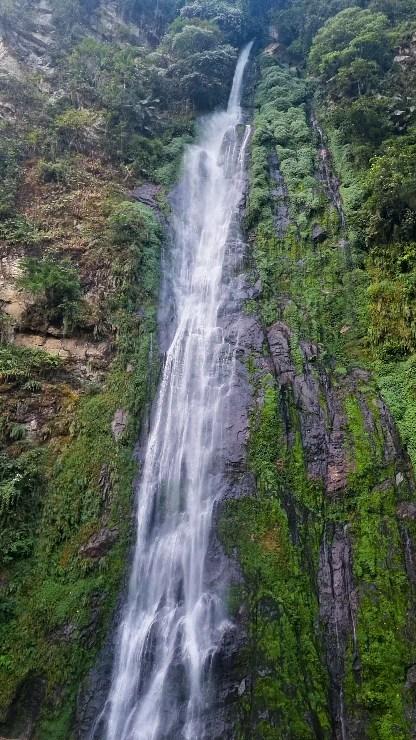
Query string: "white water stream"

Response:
xmin=95 ymin=43 xmax=252 ymax=740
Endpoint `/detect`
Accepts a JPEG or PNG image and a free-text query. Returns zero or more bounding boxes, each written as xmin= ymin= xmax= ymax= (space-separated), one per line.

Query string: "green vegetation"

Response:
xmin=2 ymin=0 xmax=416 ymax=735
xmin=0 ymin=197 xmax=161 ymax=734
xmin=225 ymin=10 xmax=416 ymax=730
xmin=0 ymin=449 xmax=45 ymax=565
xmin=342 ymin=395 xmax=413 ymax=739
xmin=0 ymin=345 xmax=61 ymax=385
xmin=18 ymin=257 xmax=83 ymax=332
xmin=220 ymin=379 xmax=331 ymax=738
xmin=247 ymin=59 xmax=363 ymax=361
xmin=0 ymin=128 xmax=21 ymax=216
xmin=0 ymin=0 xmax=178 ymax=721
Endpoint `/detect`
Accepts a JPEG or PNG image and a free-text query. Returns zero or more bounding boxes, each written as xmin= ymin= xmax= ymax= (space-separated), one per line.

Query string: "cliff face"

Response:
xmin=1 ymin=0 xmax=416 ymax=737
xmin=220 ymin=28 xmax=416 ymax=738
xmin=0 ymin=1 xmax=238 ymax=736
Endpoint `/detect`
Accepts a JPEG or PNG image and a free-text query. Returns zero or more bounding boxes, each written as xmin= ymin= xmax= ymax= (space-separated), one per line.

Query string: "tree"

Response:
xmin=331 ymin=96 xmax=392 ymax=147
xmin=161 ymin=19 xmax=237 ymax=110
xmin=309 ymin=7 xmax=392 ymax=96
xmin=180 ymin=1 xmax=246 ymax=45
xmin=361 ymin=138 xmax=416 ymax=243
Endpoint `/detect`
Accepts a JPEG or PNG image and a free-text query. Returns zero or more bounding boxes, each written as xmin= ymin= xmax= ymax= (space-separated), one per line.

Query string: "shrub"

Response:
xmin=0 ymin=345 xmax=60 ymax=384
xmin=362 ymin=138 xmax=416 ymax=244
xmin=107 ymin=201 xmax=161 ymax=248
xmin=0 ymin=216 xmax=41 ymax=245
xmin=0 ymin=450 xmax=44 ymax=564
xmin=18 ymin=256 xmax=83 ymax=332
xmin=36 ymin=159 xmax=69 ymax=185
xmin=54 ymin=108 xmax=102 ymax=152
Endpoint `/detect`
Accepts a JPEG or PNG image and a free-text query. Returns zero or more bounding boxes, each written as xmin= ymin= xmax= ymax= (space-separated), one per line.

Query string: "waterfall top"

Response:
xmin=227 ymin=40 xmax=254 ymax=115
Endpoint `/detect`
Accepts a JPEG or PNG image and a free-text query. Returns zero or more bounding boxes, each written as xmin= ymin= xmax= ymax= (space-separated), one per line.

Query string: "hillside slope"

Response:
xmin=1 ymin=0 xmax=416 ymax=738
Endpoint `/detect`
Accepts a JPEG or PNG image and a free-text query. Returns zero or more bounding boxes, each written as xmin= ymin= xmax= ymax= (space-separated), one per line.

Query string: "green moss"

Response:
xmin=237 ymin=47 xmax=416 ymax=739
xmin=343 ymin=480 xmax=413 ymax=738
xmin=248 ymin=59 xmax=368 ymax=364
xmin=220 ymin=373 xmax=331 ymax=737
xmin=0 ymin=202 xmax=161 ymax=731
xmin=339 ymin=389 xmax=414 ymax=738
xmin=376 ymin=355 xmax=416 ymax=469
xmin=344 ymin=396 xmax=374 ymax=476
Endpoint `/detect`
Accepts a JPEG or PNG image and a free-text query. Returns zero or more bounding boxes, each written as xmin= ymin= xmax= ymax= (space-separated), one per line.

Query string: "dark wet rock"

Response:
xmin=221 ymin=470 xmax=257 ymax=502
xmin=269 ymin=152 xmax=290 ymax=236
xmin=76 ymin=583 xmax=128 ymax=739
xmin=403 ymin=527 xmax=416 ymax=586
xmin=0 ymin=675 xmax=45 ymax=740
xmin=76 ymin=637 xmax=115 ymax=739
xmin=129 ymin=183 xmax=161 ymax=209
xmin=397 ymin=502 xmax=416 ymax=519
xmin=319 ymin=524 xmax=359 ymax=737
xmin=111 ymin=408 xmax=128 ymax=441
xmin=406 ymin=665 xmax=416 ymax=689
xmin=50 ymin=622 xmax=77 ymax=644
xmin=267 ymin=321 xmax=295 ymax=381
xmin=79 ymin=528 xmax=118 ymax=559
xmin=378 ymin=397 xmax=406 ymax=466
xmin=311 ymin=113 xmax=347 ymax=229
xmin=267 ymin=321 xmax=348 ymax=489
xmin=262 ymin=317 xmax=416 ymax=736
xmin=221 ymin=367 xmax=251 ymax=467
xmin=265 ymin=321 xmax=412 ymax=496
xmin=99 ymin=463 xmax=112 ymax=505
xmin=312 ymin=223 xmax=327 ymax=243
xmin=223 ymin=314 xmax=265 ymax=355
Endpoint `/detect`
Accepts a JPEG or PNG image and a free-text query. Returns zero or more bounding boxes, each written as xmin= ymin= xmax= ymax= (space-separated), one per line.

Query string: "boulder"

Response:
xmin=312 ymin=224 xmax=327 ymax=243
xmin=111 ymin=408 xmax=128 ymax=441
xmin=79 ymin=528 xmax=118 ymax=559
xmin=397 ymin=501 xmax=416 ymax=520
xmin=129 ymin=183 xmax=161 ymax=209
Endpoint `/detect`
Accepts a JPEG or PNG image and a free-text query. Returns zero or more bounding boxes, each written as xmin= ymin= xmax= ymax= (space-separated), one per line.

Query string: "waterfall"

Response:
xmin=93 ymin=42 xmax=253 ymax=740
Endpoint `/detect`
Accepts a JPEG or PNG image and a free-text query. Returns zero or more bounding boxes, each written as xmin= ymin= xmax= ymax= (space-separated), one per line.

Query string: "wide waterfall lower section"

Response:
xmin=93 ymin=45 xmax=253 ymax=740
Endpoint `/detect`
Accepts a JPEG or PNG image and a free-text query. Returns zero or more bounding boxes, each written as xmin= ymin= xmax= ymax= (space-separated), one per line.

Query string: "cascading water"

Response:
xmin=93 ymin=42 xmax=253 ymax=740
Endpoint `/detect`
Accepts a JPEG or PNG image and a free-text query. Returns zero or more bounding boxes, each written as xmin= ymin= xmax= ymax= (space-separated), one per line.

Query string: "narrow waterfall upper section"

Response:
xmin=88 ymin=42 xmax=254 ymax=740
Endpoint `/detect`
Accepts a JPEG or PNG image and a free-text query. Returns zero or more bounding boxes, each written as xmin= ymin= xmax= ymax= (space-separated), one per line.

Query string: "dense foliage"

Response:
xmin=0 ymin=0 xmax=257 ymax=734
xmin=1 ymin=0 xmax=416 ymax=736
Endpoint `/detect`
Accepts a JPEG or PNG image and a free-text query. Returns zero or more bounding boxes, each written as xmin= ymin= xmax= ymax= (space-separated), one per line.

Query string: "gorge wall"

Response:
xmin=1 ymin=0 xmax=416 ymax=738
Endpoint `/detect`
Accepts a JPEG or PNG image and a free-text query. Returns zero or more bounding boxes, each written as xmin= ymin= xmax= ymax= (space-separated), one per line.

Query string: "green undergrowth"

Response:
xmin=342 ymin=394 xmax=415 ymax=739
xmin=0 ymin=202 xmax=162 ymax=737
xmin=375 ymin=356 xmax=416 ymax=470
xmin=247 ymin=58 xmax=368 ymax=364
xmin=0 ymin=0 xmax=253 ymax=731
xmin=220 ymin=376 xmax=331 ymax=738
xmin=230 ymin=49 xmax=416 ymax=737
xmin=0 ymin=345 xmax=61 ymax=385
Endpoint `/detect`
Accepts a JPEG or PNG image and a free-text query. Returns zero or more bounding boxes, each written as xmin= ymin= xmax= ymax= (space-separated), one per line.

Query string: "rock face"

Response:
xmin=129 ymin=183 xmax=161 ymax=209
xmin=0 ymin=254 xmax=110 ymax=378
xmin=111 ymin=409 xmax=128 ymax=441
xmin=219 ymin=101 xmax=416 ymax=735
xmin=312 ymin=223 xmax=327 ymax=243
xmin=14 ymin=332 xmax=108 ymax=362
xmin=266 ymin=321 xmax=409 ymax=496
xmin=0 ymin=0 xmax=149 ymax=87
xmin=79 ymin=528 xmax=118 ymax=559
xmin=0 ymin=675 xmax=45 ymax=740
xmin=319 ymin=524 xmax=359 ymax=736
xmin=260 ymin=318 xmax=415 ymax=736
